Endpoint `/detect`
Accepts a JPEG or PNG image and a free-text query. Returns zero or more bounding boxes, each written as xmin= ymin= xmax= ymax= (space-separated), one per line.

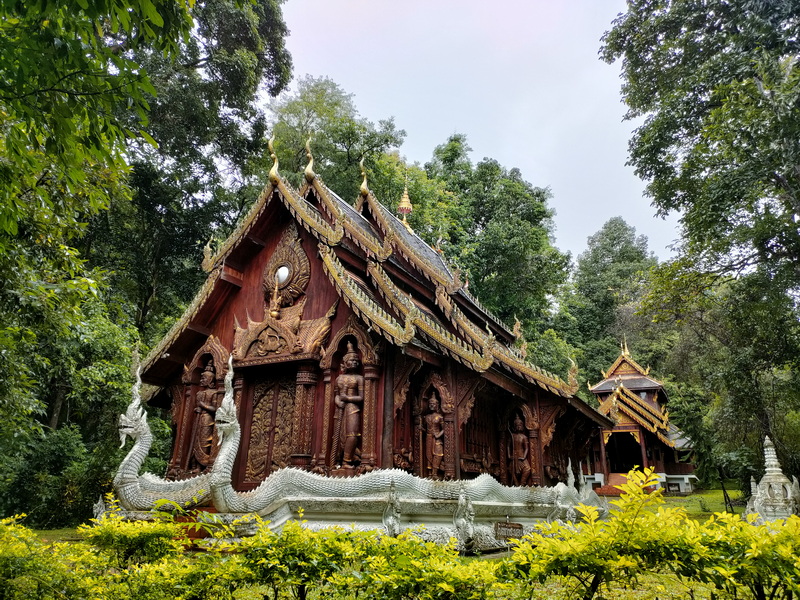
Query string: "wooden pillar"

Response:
xmin=315 ymin=368 xmax=334 ymax=471
xmin=362 ymin=365 xmax=380 ymax=468
xmin=381 ymin=355 xmax=394 ymax=469
xmin=444 ymin=413 xmax=456 ymax=480
xmin=638 ymin=429 xmax=648 ymax=469
xmin=529 ymin=427 xmax=541 ymax=485
xmin=599 ymin=430 xmax=609 ymax=478
xmin=291 ymin=364 xmax=317 ymax=467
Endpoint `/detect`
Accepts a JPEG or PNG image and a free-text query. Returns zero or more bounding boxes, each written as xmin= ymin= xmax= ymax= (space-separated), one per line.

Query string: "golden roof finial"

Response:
xmin=397 ymin=171 xmax=414 ymax=233
xmin=622 ymin=335 xmax=630 ymax=357
xmin=359 ymin=158 xmax=369 ymax=197
xmin=201 ymin=237 xmax=214 ymax=272
xmin=304 ymin=138 xmax=315 ymax=182
xmin=268 ymin=136 xmax=279 ymax=185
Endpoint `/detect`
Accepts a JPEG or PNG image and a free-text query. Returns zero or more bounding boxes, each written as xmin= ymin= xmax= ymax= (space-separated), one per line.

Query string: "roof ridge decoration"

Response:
xmin=142 ymin=265 xmax=224 ymax=373
xmin=318 ymin=244 xmax=415 ymax=347
xmin=397 ymin=173 xmax=414 ymax=234
xmin=615 ymin=385 xmax=669 ymax=428
xmin=302 ymin=172 xmax=393 ymax=262
xmin=268 ymin=136 xmax=280 ymax=185
xmin=365 ymin=260 xmax=571 ymax=394
xmin=304 ymin=138 xmax=315 ymax=183
xmin=598 ymin=384 xmax=672 ymax=446
xmin=366 ymin=260 xmax=493 ymax=372
xmin=590 ymin=345 xmax=660 ymax=389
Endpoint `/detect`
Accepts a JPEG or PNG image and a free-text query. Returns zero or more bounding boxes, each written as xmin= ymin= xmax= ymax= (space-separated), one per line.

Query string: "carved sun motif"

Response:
xmin=263 ymin=223 xmax=310 ymax=307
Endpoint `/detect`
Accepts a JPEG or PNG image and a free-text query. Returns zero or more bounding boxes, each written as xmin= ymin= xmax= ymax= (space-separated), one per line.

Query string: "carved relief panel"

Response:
xmin=241 ymin=374 xmax=296 ymax=486
xmin=169 ymin=335 xmax=229 ymax=478
xmin=498 ymin=403 xmax=540 ymax=486
xmin=232 ymin=222 xmax=336 ymax=367
xmin=460 ymin=397 xmax=501 ymax=478
xmin=316 ymin=316 xmax=381 ymax=475
xmin=414 ymin=371 xmax=455 ymax=480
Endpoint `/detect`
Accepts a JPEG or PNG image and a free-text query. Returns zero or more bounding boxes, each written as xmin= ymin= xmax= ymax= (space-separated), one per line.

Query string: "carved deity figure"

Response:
xmin=192 ymin=359 xmax=221 ymax=468
xmin=424 ymin=391 xmax=445 ymax=480
xmin=334 ymin=341 xmax=364 ymax=467
xmin=508 ymin=414 xmax=532 ymax=486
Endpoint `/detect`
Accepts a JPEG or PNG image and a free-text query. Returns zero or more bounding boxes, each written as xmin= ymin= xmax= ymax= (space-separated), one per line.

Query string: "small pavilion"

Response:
xmin=587 ymin=343 xmax=695 ymax=494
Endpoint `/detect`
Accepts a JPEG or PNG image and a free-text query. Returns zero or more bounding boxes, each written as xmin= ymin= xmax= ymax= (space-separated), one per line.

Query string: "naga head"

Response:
xmin=215 ymin=354 xmax=238 ymax=445
xmin=119 ymin=367 xmax=147 ymax=447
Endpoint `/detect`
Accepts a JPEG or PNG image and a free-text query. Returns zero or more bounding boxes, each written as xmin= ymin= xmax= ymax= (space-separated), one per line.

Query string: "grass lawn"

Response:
xmin=35 ymin=528 xmax=81 ymax=542
xmin=662 ymin=487 xmax=745 ymax=520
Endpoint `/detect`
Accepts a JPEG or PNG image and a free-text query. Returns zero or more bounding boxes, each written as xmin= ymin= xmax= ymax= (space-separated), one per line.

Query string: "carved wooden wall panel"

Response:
xmin=460 ymin=395 xmax=500 ymax=478
xmin=242 ymin=375 xmax=296 ymax=485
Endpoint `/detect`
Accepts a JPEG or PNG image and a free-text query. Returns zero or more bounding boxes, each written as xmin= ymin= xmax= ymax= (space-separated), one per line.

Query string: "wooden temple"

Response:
xmin=587 ymin=343 xmax=695 ymax=493
xmin=141 ymin=143 xmax=613 ymax=493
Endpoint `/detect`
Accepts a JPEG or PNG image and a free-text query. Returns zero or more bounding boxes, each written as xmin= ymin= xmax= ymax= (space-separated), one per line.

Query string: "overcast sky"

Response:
xmin=280 ymin=1 xmax=681 ymax=261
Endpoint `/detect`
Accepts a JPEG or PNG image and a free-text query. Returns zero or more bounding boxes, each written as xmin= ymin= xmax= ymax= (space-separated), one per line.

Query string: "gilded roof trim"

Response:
xmin=301 ymin=178 xmax=393 ymax=261
xmin=599 ymin=384 xmax=672 ymax=444
xmin=142 ymin=265 xmax=224 ymax=373
xmin=616 ymin=386 xmax=670 ymax=428
xmin=366 ymin=261 xmax=495 ymax=372
xmin=274 ymin=178 xmax=344 ymax=246
xmin=365 ymin=261 xmax=570 ymax=395
xmin=318 ymin=244 xmax=415 ymax=347
xmin=591 ymin=351 xmax=662 ymax=390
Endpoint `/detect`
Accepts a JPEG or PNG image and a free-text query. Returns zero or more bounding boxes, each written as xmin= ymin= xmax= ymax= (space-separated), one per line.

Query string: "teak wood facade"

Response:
xmin=142 ymin=153 xmax=613 ymax=491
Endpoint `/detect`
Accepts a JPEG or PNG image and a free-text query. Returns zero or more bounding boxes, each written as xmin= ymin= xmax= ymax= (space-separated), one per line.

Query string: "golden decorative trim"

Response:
xmin=366 ymin=261 xmax=495 ymax=372
xmin=263 ymin=222 xmax=311 ymax=308
xmin=318 ymin=244 xmax=415 ymax=347
xmin=274 ymin=179 xmax=344 ymax=246
xmin=359 ymin=158 xmax=369 ymax=198
xmin=615 ymin=386 xmax=670 ymax=428
xmin=232 ymin=298 xmax=336 ymax=364
xmin=268 ymin=136 xmax=280 ymax=185
xmin=304 ymin=138 xmax=315 ymax=182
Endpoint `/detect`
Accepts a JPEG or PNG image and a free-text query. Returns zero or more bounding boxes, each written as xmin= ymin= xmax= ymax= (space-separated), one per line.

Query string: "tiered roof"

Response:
xmin=142 ymin=142 xmax=608 ymax=425
xmin=590 ymin=344 xmax=672 ymax=446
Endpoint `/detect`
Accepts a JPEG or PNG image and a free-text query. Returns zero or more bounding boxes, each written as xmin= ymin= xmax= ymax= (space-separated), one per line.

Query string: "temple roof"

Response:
xmin=598 ymin=384 xmax=673 ymax=447
xmin=141 ymin=152 xmax=610 ymax=426
xmin=589 ymin=344 xmax=664 ymax=393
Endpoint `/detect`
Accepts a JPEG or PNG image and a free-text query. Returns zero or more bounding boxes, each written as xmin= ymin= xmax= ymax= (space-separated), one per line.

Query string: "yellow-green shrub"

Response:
xmin=0 ymin=515 xmax=89 ymax=600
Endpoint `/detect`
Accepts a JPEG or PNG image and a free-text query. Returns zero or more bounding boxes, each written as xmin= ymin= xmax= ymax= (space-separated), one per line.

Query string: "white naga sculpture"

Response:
xmin=113 ymin=355 xmax=607 ymax=550
xmin=744 ymin=436 xmax=800 ymax=523
xmin=114 ymin=369 xmax=210 ymax=511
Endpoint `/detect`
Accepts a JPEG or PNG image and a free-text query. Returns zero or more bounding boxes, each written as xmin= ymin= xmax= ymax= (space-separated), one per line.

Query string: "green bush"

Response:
xmin=3 ymin=478 xmax=800 ymax=600
xmin=0 ymin=515 xmax=89 ymax=600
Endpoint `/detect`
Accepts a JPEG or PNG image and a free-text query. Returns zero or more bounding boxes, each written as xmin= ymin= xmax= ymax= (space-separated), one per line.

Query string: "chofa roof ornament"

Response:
xmin=268 ymin=136 xmax=280 ymax=185
xmin=304 ymin=138 xmax=316 ymax=183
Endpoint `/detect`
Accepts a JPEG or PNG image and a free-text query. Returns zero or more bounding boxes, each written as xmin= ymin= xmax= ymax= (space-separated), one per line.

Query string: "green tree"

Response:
xmin=554 ymin=217 xmax=657 ymax=386
xmin=83 ymin=0 xmax=293 ymax=339
xmin=601 ymin=0 xmax=800 ymax=282
xmin=602 ymin=1 xmax=800 ymax=482
xmin=269 ymin=75 xmax=406 ymax=200
xmin=425 ymin=135 xmax=570 ymax=333
xmin=0 ymin=0 xmax=193 ymax=458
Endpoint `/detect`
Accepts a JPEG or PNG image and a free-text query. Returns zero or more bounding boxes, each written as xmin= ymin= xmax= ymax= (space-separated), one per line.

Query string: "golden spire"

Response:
xmin=359 ymin=158 xmax=369 ymax=197
xmin=397 ymin=171 xmax=413 ymax=233
xmin=268 ymin=136 xmax=279 ymax=185
xmin=304 ymin=138 xmax=316 ymax=182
